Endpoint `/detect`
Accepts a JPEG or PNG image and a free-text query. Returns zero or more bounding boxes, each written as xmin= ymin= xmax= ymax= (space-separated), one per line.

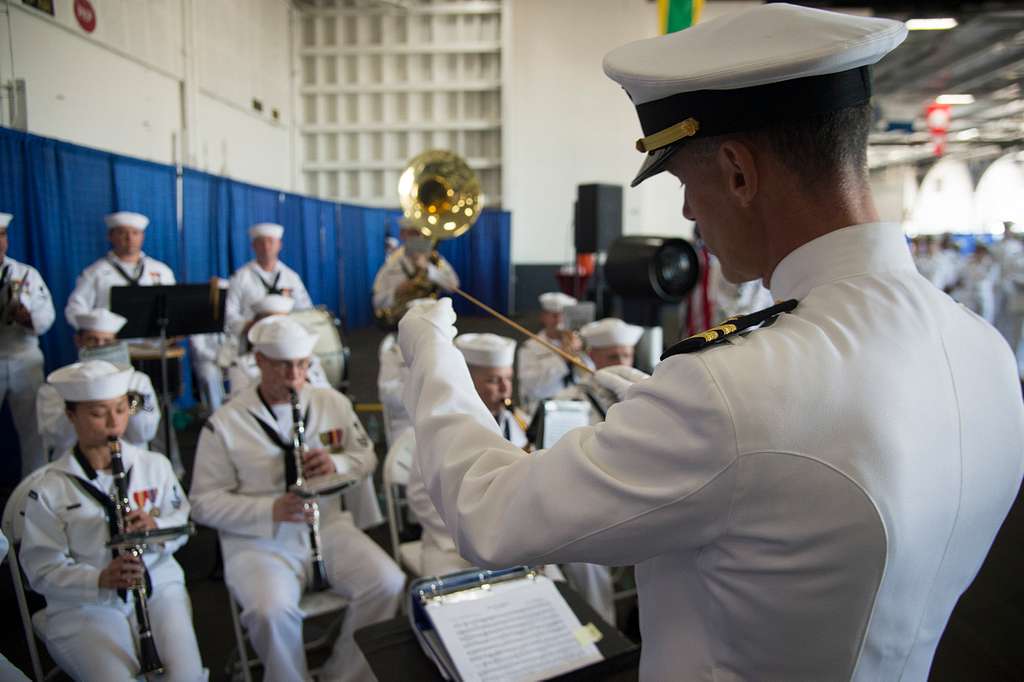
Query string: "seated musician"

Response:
xmin=371 ymin=218 xmax=459 ymax=326
xmin=20 ymin=360 xmax=204 ymax=682
xmin=190 ymin=316 xmax=404 ymax=682
xmin=516 ymin=292 xmax=594 ymax=416
xmin=36 ymin=309 xmax=160 ymax=459
xmin=405 ymin=334 xmax=523 ymax=575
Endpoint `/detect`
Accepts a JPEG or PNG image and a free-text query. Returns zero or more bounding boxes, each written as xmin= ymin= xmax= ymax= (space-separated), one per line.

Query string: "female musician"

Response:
xmin=19 ymin=360 xmax=205 ymax=681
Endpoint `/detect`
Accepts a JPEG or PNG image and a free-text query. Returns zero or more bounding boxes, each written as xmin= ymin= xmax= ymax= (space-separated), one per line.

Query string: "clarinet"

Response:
xmin=290 ymin=389 xmax=331 ymax=591
xmin=107 ymin=437 xmax=164 ymax=676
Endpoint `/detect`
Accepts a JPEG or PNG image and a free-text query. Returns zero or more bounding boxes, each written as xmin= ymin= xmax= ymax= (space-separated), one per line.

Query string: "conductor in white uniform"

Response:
xmin=64 ymin=212 xmax=176 ymax=328
xmin=20 ymin=361 xmax=204 ymax=681
xmin=516 ymin=292 xmax=593 ymax=415
xmin=396 ymin=6 xmax=1024 ymax=681
xmin=37 ymin=310 xmax=160 ymax=458
xmin=190 ymin=316 xmax=403 ymax=682
xmin=224 ymin=223 xmax=313 ymax=342
xmin=0 ymin=212 xmax=55 ymax=475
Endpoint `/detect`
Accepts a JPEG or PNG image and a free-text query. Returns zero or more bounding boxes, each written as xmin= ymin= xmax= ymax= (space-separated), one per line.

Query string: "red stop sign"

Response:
xmin=74 ymin=0 xmax=96 ymax=33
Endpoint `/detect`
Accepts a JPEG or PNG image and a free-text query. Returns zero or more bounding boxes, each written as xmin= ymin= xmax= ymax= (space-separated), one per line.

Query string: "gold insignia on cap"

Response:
xmin=636 ymin=117 xmax=700 ymax=153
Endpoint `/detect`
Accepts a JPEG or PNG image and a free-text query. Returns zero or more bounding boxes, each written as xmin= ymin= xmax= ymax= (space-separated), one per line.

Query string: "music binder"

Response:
xmin=408 ymin=566 xmax=606 ymax=682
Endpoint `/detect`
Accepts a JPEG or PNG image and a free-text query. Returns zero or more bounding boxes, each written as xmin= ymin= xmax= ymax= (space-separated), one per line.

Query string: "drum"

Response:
xmin=289 ymin=307 xmax=347 ymax=389
xmin=129 ymin=344 xmax=186 ymax=398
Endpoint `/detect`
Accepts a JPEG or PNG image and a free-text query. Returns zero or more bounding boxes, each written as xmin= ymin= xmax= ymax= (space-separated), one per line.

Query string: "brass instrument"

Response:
xmin=0 ymin=272 xmax=25 ymax=326
xmin=107 ymin=437 xmax=164 ymax=677
xmin=393 ymin=150 xmax=593 ymax=374
xmin=289 ymin=389 xmax=330 ymax=592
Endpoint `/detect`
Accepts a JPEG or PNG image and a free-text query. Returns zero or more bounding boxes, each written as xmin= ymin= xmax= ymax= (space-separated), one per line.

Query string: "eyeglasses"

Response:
xmin=266 ymin=358 xmax=311 ymax=372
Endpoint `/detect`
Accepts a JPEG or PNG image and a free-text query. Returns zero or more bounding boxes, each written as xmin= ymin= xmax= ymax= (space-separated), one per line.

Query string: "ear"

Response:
xmin=716 ymin=140 xmax=759 ymax=207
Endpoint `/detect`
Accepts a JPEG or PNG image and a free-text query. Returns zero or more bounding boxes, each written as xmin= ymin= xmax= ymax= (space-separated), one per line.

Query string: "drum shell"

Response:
xmin=289 ymin=308 xmax=347 ymax=389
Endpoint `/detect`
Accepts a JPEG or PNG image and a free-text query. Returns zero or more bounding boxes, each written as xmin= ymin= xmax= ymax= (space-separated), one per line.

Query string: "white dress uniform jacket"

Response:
xmin=377 ymin=333 xmax=411 ymax=445
xmin=20 ymin=444 xmax=204 ymax=681
xmin=224 ymin=261 xmax=312 ymax=338
xmin=517 ymin=333 xmax=594 ymax=416
xmin=36 ymin=370 xmax=160 ymax=457
xmin=64 ymin=252 xmax=175 ymax=327
xmin=371 ymin=247 xmax=459 ymax=312
xmin=401 ymin=223 xmax=1024 ymax=681
xmin=0 ymin=255 xmax=55 ymax=474
xmin=190 ymin=384 xmax=403 ymax=682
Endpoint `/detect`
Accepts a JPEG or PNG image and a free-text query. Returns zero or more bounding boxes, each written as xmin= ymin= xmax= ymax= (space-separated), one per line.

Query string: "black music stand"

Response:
xmin=111 ymin=283 xmax=228 ymax=476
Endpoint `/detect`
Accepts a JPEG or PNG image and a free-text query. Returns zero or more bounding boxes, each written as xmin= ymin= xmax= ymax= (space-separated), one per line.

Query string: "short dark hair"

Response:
xmin=685 ymin=103 xmax=873 ymax=190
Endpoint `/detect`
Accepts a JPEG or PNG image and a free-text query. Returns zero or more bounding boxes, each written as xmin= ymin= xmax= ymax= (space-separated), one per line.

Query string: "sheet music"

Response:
xmin=542 ymin=400 xmax=591 ymax=448
xmin=425 ymin=575 xmax=603 ymax=682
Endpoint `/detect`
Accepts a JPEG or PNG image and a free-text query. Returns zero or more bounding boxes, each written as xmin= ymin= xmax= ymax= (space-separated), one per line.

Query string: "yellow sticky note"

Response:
xmin=574 ymin=622 xmax=603 ymax=647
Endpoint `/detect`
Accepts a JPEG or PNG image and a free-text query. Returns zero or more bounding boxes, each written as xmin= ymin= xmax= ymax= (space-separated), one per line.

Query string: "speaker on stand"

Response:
xmin=574 ymin=184 xmax=623 ymax=317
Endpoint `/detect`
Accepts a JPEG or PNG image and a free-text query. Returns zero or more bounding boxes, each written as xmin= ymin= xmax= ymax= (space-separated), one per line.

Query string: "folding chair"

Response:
xmin=219 ymin=534 xmax=350 ymax=682
xmin=382 ymin=430 xmax=423 ymax=575
xmin=2 ymin=465 xmax=62 ymax=682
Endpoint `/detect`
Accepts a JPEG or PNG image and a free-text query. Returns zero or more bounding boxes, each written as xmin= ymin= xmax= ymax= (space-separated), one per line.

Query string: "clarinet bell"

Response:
xmin=137 ymin=632 xmax=165 ymax=676
xmin=311 ymin=561 xmax=331 ymax=592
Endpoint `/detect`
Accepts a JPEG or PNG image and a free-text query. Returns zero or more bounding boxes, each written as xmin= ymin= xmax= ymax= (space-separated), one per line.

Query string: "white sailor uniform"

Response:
xmin=64 ymin=253 xmax=175 ymax=328
xmin=516 ymin=334 xmax=593 ymax=416
xmin=189 ymin=384 xmax=404 ymax=682
xmin=224 ymin=261 xmax=312 ymax=338
xmin=377 ymin=333 xmax=410 ymax=445
xmin=19 ymin=443 xmax=204 ymax=682
xmin=189 ymin=332 xmax=226 ymax=412
xmin=371 ymin=247 xmax=459 ymax=313
xmin=399 ymin=223 xmax=1024 ymax=681
xmin=36 ymin=370 xmax=160 ymax=458
xmin=0 ymin=255 xmax=55 ymax=474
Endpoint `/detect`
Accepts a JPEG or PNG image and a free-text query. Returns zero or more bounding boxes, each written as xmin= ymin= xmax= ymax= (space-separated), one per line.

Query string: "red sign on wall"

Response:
xmin=74 ymin=0 xmax=96 ymax=33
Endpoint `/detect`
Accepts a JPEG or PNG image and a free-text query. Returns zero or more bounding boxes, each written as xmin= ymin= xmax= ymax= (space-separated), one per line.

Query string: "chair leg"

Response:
xmin=10 ymin=554 xmax=46 ymax=682
xmin=226 ymin=590 xmax=254 ymax=682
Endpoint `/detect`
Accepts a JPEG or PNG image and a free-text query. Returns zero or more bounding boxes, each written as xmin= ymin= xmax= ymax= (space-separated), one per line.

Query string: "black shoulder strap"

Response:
xmin=662 ymin=299 xmax=799 ymax=359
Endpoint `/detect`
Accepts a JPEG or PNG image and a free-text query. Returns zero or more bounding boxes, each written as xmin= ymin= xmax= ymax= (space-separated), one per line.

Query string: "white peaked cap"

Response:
xmin=580 ymin=318 xmax=644 ymax=349
xmin=248 ymin=316 xmax=318 ymax=360
xmin=455 ymin=333 xmax=516 ymax=368
xmin=603 ymin=3 xmax=907 ymax=186
xmin=0 ymin=213 xmax=12 ymax=229
xmin=249 ymin=223 xmax=284 ymax=240
xmin=539 ymin=292 xmax=578 ymax=313
xmin=75 ymin=309 xmax=127 ymax=334
xmin=105 ymin=211 xmax=149 ymax=230
xmin=253 ymin=294 xmax=295 ymax=315
xmin=48 ymin=360 xmax=133 ymax=402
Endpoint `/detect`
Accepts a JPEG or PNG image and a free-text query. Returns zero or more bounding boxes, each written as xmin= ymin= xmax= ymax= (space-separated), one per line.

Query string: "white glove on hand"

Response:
xmin=593 ymin=365 xmax=650 ymax=401
xmin=398 ymin=297 xmax=457 ymax=366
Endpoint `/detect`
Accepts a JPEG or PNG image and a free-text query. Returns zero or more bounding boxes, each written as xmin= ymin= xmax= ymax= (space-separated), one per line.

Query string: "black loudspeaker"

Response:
xmin=575 ymin=184 xmax=623 ymax=253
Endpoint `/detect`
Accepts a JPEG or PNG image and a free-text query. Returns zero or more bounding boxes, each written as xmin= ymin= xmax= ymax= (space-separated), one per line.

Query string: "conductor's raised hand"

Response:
xmin=302 ymin=447 xmax=336 ymax=478
xmin=272 ymin=492 xmax=308 ymax=524
xmin=398 ymin=297 xmax=457 ymax=365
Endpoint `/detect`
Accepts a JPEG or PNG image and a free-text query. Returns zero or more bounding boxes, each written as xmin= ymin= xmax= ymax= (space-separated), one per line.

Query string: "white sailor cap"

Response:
xmin=455 ymin=333 xmax=516 ymax=368
xmin=252 ymin=294 xmax=295 ymax=316
xmin=603 ymin=3 xmax=907 ymax=187
xmin=249 ymin=223 xmax=284 ymax=240
xmin=75 ymin=309 xmax=127 ymax=334
xmin=105 ymin=211 xmax=149 ymax=230
xmin=248 ymin=316 xmax=318 ymax=360
xmin=0 ymin=213 xmax=11 ymax=230
xmin=47 ymin=360 xmax=133 ymax=402
xmin=580 ymin=318 xmax=644 ymax=349
xmin=539 ymin=292 xmax=577 ymax=313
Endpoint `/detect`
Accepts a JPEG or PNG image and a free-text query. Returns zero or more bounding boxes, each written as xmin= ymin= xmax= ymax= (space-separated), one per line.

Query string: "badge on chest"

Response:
xmin=320 ymin=428 xmax=344 ymax=453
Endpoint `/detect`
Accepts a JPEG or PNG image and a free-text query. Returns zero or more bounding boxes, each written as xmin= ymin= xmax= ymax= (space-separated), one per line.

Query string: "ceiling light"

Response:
xmin=936 ymin=94 xmax=975 ymax=105
xmin=906 ymin=18 xmax=958 ymax=30
xmin=954 ymin=128 xmax=980 ymax=141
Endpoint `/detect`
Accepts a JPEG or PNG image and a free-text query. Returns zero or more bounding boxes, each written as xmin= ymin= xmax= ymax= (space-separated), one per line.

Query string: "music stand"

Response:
xmin=111 ymin=283 xmax=228 ymax=476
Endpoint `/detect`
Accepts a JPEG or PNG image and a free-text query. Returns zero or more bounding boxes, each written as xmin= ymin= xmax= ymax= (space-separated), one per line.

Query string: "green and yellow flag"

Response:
xmin=659 ymin=0 xmax=704 ymax=33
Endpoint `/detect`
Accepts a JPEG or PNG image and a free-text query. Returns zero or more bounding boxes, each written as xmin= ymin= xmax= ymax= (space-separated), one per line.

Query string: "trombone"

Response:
xmin=394 ymin=150 xmax=593 ymax=375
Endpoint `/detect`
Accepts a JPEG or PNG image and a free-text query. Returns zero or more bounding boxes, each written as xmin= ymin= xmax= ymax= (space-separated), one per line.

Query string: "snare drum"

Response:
xmin=129 ymin=344 xmax=185 ymax=398
xmin=289 ymin=307 xmax=347 ymax=389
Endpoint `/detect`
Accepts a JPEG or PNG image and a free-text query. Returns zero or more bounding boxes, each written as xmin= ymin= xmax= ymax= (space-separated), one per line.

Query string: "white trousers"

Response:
xmin=562 ymin=563 xmax=616 ymax=626
xmin=42 ymin=582 xmax=206 ymax=682
xmin=225 ymin=524 xmax=405 ymax=682
xmin=0 ymin=348 xmax=44 ymax=475
xmin=192 ymin=359 xmax=225 ymax=412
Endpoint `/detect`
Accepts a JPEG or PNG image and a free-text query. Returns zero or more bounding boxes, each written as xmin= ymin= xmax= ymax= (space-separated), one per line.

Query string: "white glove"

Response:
xmin=593 ymin=365 xmax=650 ymax=401
xmin=397 ymin=297 xmax=457 ymax=366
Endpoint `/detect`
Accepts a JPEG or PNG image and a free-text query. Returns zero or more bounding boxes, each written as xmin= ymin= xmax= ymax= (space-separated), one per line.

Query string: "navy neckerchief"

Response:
xmin=107 ymin=256 xmax=145 ymax=286
xmin=252 ymin=266 xmax=283 ymax=295
xmin=64 ymin=445 xmax=152 ymax=600
xmin=250 ymin=389 xmax=311 ymax=489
